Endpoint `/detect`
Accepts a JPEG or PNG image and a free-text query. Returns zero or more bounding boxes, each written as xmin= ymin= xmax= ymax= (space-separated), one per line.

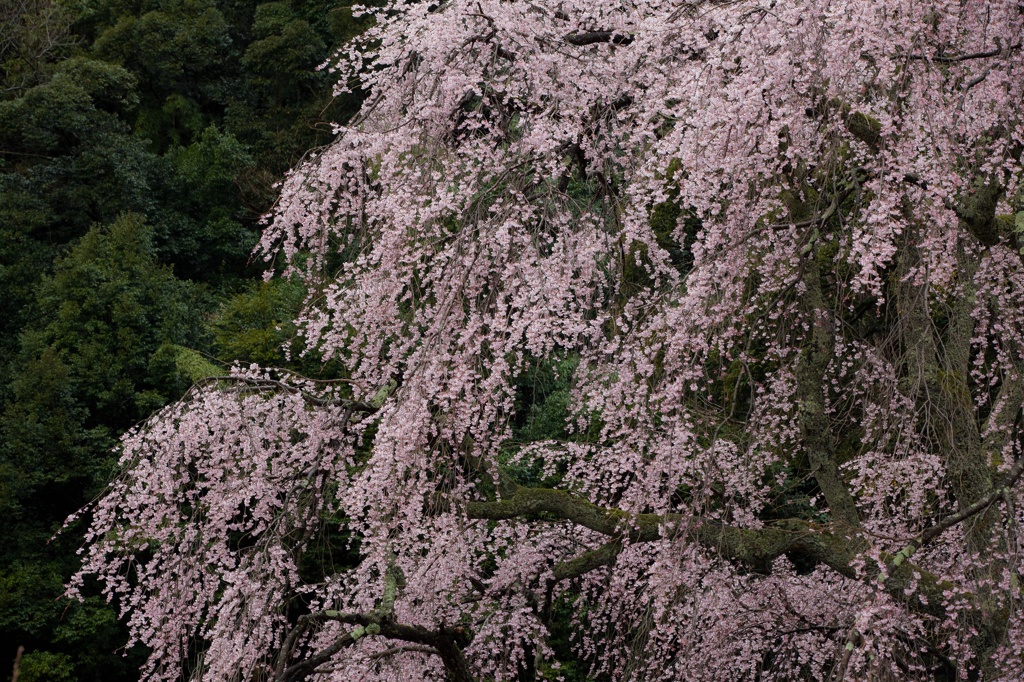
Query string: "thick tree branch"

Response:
xmin=909 ymin=43 xmax=1022 ymax=62
xmin=280 ymin=627 xmax=364 ymax=682
xmin=551 ymin=539 xmax=623 ymax=581
xmin=880 ymin=453 xmax=1024 ymax=577
xmin=845 ymin=110 xmax=881 ymax=149
xmin=274 ymin=563 xmax=479 ymax=682
xmin=192 ymin=374 xmax=381 ymax=413
xmin=892 ymin=228 xmax=999 ymax=551
xmin=956 ymin=175 xmax=1004 ymax=247
xmin=370 ymin=644 xmax=440 ymax=661
xmin=564 ymin=31 xmax=634 ymax=46
xmin=796 ymin=252 xmax=861 ymax=528
xmin=983 ymin=374 xmax=1024 ymax=457
xmin=281 ymin=618 xmax=472 ymax=682
xmin=467 ymin=484 xmax=971 ymax=621
xmin=276 ymin=564 xmax=403 ymax=681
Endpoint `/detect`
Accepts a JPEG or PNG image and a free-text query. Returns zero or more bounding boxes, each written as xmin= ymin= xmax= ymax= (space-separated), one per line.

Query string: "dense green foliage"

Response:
xmin=0 ymin=1 xmax=368 ymax=679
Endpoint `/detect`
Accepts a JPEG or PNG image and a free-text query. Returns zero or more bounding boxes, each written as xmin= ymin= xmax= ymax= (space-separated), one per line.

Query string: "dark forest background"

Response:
xmin=0 ymin=1 xmax=370 ymax=678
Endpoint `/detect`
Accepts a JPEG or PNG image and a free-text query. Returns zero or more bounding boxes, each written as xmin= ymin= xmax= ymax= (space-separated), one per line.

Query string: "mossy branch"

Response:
xmin=467 ymin=483 xmax=980 ymax=622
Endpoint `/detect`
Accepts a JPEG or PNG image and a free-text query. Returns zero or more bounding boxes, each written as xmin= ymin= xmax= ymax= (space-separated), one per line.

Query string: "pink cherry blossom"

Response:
xmin=73 ymin=1 xmax=1024 ymax=680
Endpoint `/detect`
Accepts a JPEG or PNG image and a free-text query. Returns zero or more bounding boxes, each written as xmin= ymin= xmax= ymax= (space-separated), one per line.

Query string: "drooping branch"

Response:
xmin=280 ymin=619 xmax=473 ymax=682
xmin=537 ymin=540 xmax=626 ymax=620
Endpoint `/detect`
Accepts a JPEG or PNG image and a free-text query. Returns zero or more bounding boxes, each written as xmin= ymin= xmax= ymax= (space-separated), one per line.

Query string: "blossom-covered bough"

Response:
xmin=71 ymin=1 xmax=1024 ymax=680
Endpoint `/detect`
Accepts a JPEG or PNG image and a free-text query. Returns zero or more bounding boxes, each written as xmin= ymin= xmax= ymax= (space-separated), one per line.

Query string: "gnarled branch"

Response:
xmin=466 ymin=479 xmax=1021 ymax=622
